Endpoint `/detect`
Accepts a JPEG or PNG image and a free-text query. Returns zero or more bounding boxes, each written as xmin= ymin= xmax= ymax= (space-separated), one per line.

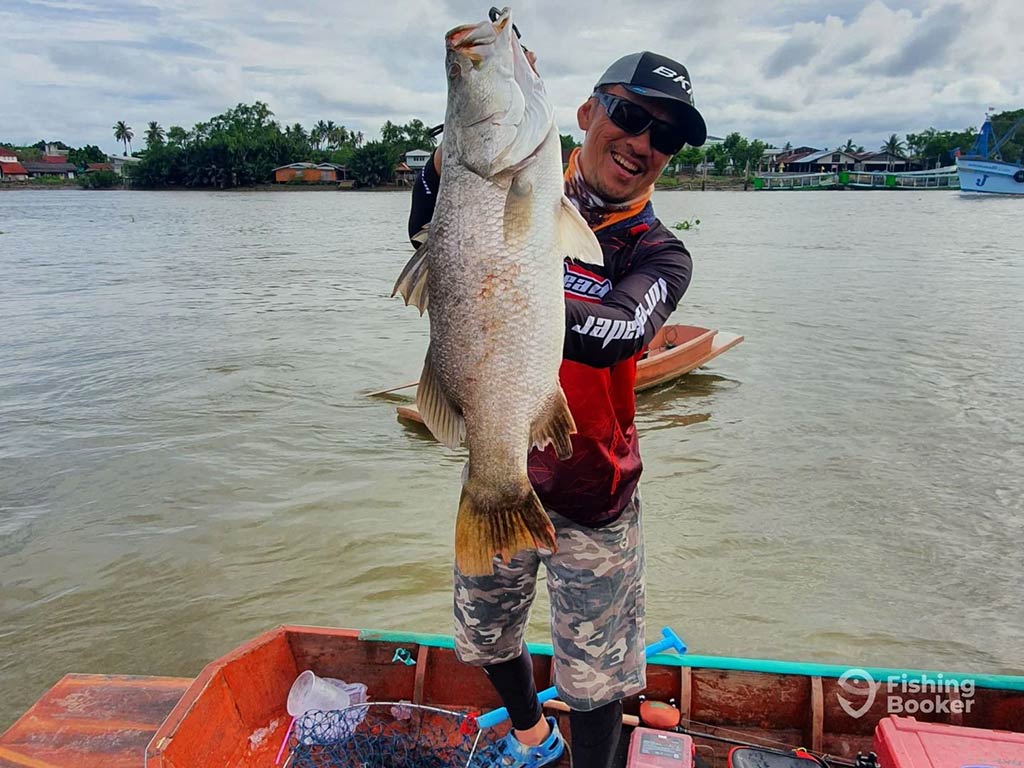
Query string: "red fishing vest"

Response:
xmin=528 ymin=260 xmax=645 ymax=526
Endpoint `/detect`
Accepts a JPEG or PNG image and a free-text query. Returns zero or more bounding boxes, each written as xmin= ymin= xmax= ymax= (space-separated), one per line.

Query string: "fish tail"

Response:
xmin=455 ymin=478 xmax=556 ymax=576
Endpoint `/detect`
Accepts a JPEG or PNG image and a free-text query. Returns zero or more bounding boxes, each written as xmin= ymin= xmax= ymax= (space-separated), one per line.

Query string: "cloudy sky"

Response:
xmin=1 ymin=0 xmax=1022 ymax=153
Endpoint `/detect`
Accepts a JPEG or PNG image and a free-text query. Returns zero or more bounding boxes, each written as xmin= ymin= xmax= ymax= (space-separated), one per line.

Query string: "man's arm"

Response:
xmin=563 ymin=240 xmax=692 ymax=368
xmin=408 ymin=148 xmax=442 ymax=243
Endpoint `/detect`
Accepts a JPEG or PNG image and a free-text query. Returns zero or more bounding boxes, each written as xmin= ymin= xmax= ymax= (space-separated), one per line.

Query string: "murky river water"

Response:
xmin=1 ymin=188 xmax=1022 ymax=728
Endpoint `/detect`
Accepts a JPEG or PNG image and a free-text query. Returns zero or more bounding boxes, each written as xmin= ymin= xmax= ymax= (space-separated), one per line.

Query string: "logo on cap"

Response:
xmin=651 ymin=66 xmax=691 ymax=93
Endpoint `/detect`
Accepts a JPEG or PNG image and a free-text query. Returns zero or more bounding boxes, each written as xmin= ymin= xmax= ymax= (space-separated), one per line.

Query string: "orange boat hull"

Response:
xmin=4 ymin=626 xmax=1023 ymax=768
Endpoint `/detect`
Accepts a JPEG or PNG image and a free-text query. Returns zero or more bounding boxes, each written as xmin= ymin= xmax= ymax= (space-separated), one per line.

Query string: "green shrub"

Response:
xmin=31 ymin=175 xmax=73 ymax=186
xmin=77 ymin=170 xmax=121 ymax=189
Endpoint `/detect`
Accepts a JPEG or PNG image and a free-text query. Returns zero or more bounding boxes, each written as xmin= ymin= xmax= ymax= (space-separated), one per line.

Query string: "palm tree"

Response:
xmin=323 ymin=120 xmax=338 ymax=149
xmin=842 ymin=138 xmax=858 ymax=153
xmin=166 ymin=125 xmax=188 ymax=148
xmin=113 ymin=121 xmax=134 ymax=155
xmin=313 ymin=120 xmax=330 ymax=150
xmin=881 ymin=133 xmax=906 ymax=171
xmin=285 ymin=123 xmax=306 ymax=140
xmin=404 ymin=118 xmax=437 ymax=151
xmin=145 ymin=121 xmax=165 ymax=148
xmin=328 ymin=124 xmax=350 ymax=150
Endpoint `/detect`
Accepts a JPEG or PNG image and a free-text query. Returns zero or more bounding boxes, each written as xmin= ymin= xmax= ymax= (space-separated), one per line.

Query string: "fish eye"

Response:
xmin=448 ymin=61 xmax=462 ymax=79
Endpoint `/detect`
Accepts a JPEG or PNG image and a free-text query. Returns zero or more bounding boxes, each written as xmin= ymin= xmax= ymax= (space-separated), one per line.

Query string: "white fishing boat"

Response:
xmin=956 ymin=110 xmax=1024 ymax=195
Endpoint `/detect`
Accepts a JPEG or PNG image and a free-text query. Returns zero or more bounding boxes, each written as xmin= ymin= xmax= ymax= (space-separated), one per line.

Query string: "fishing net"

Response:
xmin=286 ymin=702 xmax=500 ymax=768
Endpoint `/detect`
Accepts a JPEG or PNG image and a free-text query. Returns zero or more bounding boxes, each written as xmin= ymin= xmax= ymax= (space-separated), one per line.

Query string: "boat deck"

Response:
xmin=3 ymin=626 xmax=1024 ymax=767
xmin=0 ymin=674 xmax=190 ymax=768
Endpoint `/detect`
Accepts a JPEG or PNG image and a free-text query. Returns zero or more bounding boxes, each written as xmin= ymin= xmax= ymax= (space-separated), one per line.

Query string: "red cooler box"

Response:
xmin=874 ymin=715 xmax=1024 ymax=767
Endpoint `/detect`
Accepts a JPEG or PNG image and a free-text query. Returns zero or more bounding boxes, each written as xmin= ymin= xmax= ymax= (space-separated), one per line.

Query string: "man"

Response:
xmin=408 ymin=51 xmax=706 ymax=768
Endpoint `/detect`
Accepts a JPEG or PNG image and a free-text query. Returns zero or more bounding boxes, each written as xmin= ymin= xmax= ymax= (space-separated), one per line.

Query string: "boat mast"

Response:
xmin=988 ymin=114 xmax=1024 ymax=160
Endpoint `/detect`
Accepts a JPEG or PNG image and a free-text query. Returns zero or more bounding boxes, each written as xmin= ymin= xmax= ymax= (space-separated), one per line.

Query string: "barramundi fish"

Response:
xmin=393 ymin=7 xmax=604 ymax=575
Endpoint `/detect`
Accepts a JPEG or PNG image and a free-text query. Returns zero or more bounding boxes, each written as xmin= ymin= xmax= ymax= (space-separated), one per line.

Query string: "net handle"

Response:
xmin=274 ymin=716 xmax=297 ymax=765
xmin=476 ymin=626 xmax=685 ymax=729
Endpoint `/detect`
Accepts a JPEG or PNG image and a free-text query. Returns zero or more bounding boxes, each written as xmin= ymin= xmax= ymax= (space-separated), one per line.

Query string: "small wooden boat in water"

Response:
xmin=395 ymin=324 xmax=743 ymax=427
xmin=635 ymin=325 xmax=743 ymax=392
xmin=2 ymin=625 xmax=1022 ymax=767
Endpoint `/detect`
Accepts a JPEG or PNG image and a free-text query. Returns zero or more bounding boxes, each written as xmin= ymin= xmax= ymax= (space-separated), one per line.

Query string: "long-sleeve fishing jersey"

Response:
xmin=408 ymin=154 xmax=692 ymax=526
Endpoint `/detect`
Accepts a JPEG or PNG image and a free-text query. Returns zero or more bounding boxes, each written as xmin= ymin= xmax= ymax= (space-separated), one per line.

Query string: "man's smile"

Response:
xmin=610 ymin=150 xmax=643 ymax=176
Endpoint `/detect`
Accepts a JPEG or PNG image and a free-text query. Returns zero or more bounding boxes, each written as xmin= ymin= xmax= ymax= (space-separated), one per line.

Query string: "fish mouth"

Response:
xmin=445 ymin=10 xmax=510 ymax=58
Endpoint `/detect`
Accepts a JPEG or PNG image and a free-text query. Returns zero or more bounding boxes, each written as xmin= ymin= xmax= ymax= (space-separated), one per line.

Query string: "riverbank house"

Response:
xmin=0 ymin=147 xmax=28 ymax=181
xmin=22 ymin=156 xmax=77 ymax=179
xmin=272 ymin=162 xmax=350 ymax=183
xmin=781 ymin=148 xmax=860 ymax=173
xmin=856 ymin=151 xmax=909 ymax=172
xmin=394 ymin=162 xmax=416 ymax=185
xmin=404 ymin=149 xmax=432 ymax=171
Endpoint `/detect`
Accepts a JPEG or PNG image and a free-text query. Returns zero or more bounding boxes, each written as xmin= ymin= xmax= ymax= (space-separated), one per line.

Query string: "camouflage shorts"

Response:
xmin=453 ymin=491 xmax=646 ymax=712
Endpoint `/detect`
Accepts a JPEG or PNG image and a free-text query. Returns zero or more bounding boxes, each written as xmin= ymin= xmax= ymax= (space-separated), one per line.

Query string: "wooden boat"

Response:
xmin=635 ymin=325 xmax=743 ymax=392
xmin=2 ymin=625 xmax=1022 ymax=767
xmin=395 ymin=324 xmax=743 ymax=427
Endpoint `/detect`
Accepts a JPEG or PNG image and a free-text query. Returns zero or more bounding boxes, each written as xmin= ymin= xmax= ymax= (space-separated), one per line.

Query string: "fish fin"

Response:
xmin=557 ymin=196 xmax=604 ymax=267
xmin=416 ymin=349 xmax=465 ymax=449
xmin=502 ymin=173 xmax=534 ymax=244
xmin=456 ymin=477 xmax=556 ymax=576
xmin=410 ymin=224 xmax=429 ymax=249
xmin=530 ymin=387 xmax=576 ymax=460
xmin=392 ymin=240 xmax=430 ymax=314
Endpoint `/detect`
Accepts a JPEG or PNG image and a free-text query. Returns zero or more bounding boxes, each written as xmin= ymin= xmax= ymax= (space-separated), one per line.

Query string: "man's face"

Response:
xmin=576 ymin=84 xmax=679 ymax=203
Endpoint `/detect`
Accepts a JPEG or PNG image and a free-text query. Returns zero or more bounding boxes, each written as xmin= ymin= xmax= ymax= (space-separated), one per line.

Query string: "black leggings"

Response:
xmin=484 ymin=648 xmax=623 ymax=768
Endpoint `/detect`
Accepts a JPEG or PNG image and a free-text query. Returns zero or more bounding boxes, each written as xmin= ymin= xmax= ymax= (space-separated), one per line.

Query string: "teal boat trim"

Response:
xmin=358 ymin=628 xmax=1024 ymax=692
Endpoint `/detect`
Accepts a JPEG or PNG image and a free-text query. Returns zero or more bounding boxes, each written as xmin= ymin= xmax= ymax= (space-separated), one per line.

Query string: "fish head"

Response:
xmin=443 ymin=7 xmax=553 ymax=179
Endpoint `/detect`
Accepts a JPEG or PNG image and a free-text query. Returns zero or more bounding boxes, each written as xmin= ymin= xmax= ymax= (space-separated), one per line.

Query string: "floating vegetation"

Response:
xmin=672 ymin=218 xmax=701 ymax=231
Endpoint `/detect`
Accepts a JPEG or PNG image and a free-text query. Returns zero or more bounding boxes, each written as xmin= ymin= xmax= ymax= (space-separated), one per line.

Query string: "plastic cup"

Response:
xmin=287 ymin=670 xmax=352 ymax=716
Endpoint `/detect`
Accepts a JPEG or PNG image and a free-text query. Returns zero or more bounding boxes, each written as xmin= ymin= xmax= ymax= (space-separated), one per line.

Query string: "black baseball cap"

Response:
xmin=594 ymin=51 xmax=707 ymax=147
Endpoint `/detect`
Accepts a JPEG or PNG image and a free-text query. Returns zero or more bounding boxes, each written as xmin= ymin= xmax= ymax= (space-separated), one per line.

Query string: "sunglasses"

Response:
xmin=592 ymin=91 xmax=686 ymax=156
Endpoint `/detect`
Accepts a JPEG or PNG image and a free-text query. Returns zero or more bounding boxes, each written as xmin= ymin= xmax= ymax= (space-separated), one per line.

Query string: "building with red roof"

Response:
xmin=1 ymin=161 xmax=29 ymax=181
xmin=0 ymin=146 xmax=28 ymax=180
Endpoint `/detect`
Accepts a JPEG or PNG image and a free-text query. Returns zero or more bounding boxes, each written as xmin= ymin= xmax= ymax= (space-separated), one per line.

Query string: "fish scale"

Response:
xmin=393 ymin=7 xmax=603 ymax=575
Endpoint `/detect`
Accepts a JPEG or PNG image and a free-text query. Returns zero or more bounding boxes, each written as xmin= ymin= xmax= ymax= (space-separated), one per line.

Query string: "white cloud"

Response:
xmin=1 ymin=0 xmax=1021 ymax=153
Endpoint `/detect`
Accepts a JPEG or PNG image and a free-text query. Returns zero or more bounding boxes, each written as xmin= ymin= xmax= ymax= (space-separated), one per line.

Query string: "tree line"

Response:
xmin=668 ymin=134 xmax=767 ymax=177
xmin=7 ymin=107 xmax=1020 ymax=187
xmin=661 ymin=109 xmax=1024 ymax=177
xmin=122 ymin=103 xmax=437 ymax=188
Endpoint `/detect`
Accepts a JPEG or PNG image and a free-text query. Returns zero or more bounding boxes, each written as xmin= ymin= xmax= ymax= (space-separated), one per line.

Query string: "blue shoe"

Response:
xmin=470 ymin=716 xmax=565 ymax=767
